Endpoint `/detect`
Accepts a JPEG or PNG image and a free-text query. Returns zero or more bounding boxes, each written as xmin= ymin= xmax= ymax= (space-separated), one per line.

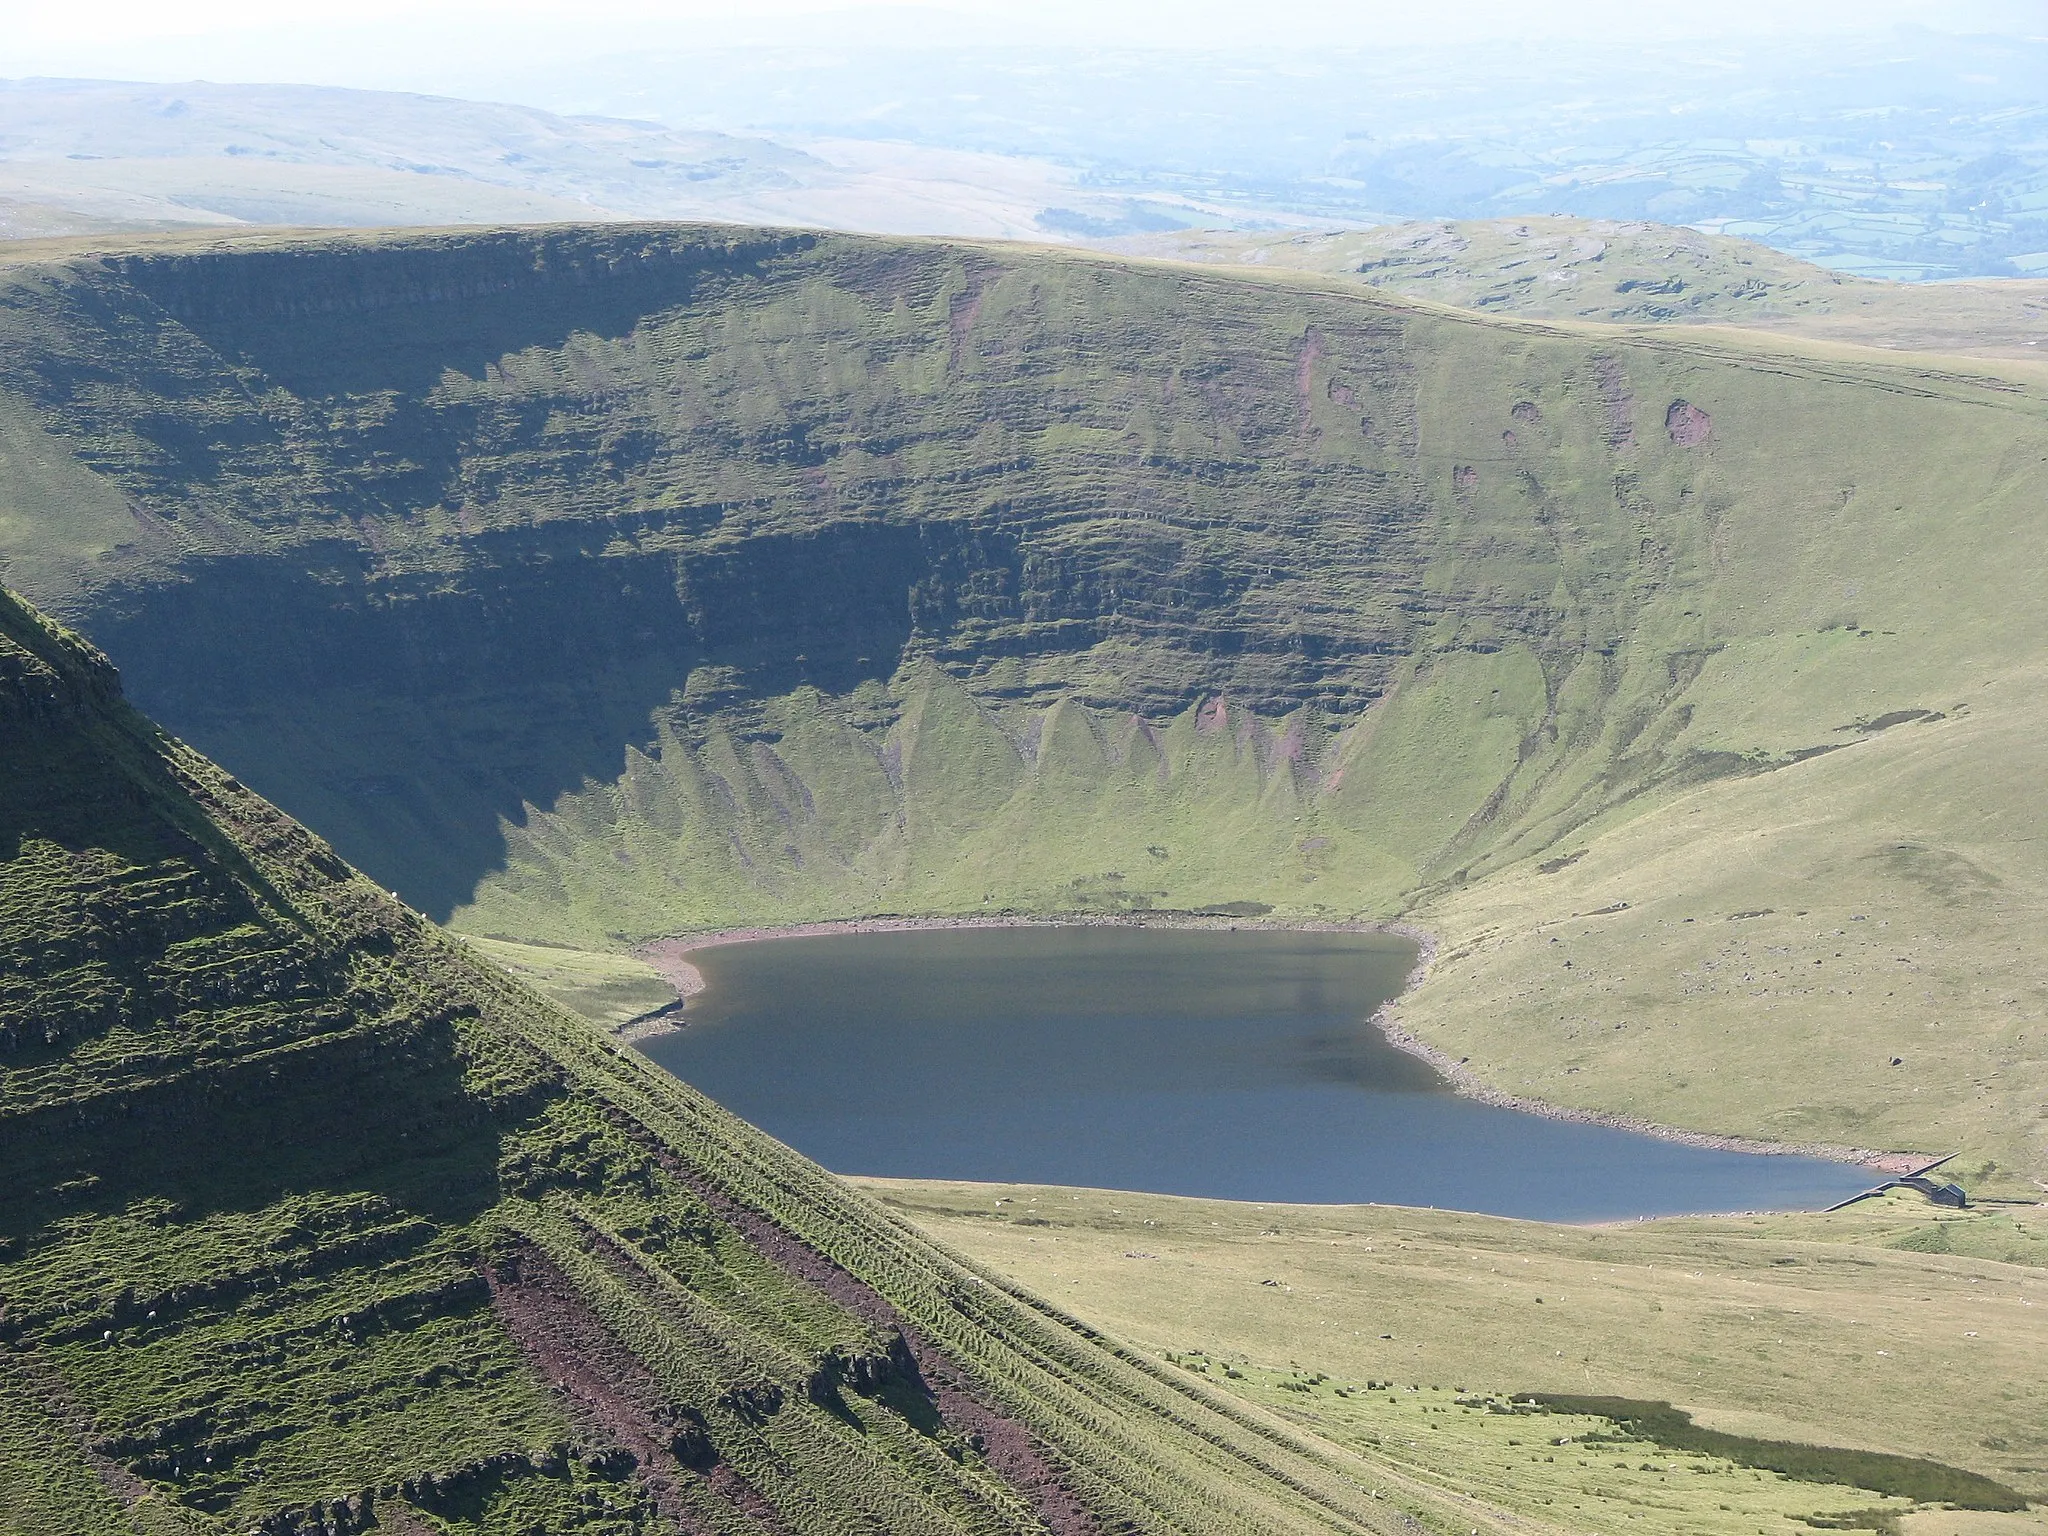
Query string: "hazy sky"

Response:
xmin=2 ymin=0 xmax=2038 ymax=90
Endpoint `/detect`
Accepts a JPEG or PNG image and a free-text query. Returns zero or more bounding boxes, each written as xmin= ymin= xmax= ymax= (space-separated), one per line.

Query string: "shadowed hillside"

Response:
xmin=0 ymin=583 xmax=1481 ymax=1534
xmin=0 ymin=223 xmax=2043 ymax=1187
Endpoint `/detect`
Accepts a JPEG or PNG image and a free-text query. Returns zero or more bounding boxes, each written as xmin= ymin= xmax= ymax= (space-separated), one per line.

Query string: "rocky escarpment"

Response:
xmin=3 ymin=223 xmax=2045 ymax=956
xmin=0 ymin=224 xmax=1704 ymax=930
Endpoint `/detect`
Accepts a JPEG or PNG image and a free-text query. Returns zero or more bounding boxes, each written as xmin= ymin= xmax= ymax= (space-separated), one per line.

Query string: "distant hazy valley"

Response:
xmin=5 ymin=24 xmax=2047 ymax=277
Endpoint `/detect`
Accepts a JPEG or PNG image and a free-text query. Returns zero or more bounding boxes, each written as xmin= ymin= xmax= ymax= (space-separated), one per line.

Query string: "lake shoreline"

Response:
xmin=631 ymin=913 xmax=1924 ymax=1178
xmin=1366 ymin=933 xmax=1930 ymax=1177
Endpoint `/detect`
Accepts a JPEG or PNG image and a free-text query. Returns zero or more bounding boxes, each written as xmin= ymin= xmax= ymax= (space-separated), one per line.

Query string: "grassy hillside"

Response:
xmin=867 ymin=1178 xmax=2048 ymax=1535
xmin=1102 ymin=219 xmax=2048 ymax=359
xmin=1397 ymin=666 xmax=2048 ymax=1190
xmin=0 ymin=223 xmax=2044 ymax=1184
xmin=0 ymin=583 xmax=1520 ymax=1534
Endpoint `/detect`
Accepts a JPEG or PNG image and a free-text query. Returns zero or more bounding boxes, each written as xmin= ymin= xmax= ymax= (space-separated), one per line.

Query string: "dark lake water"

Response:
xmin=636 ymin=927 xmax=1878 ymax=1222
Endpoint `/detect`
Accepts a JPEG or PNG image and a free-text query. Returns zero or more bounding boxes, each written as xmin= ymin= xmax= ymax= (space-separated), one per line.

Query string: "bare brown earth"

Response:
xmin=622 ymin=1111 xmax=1106 ymax=1536
xmin=484 ymin=1242 xmax=749 ymax=1534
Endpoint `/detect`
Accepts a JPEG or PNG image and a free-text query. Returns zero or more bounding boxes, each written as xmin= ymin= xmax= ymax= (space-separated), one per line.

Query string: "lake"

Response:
xmin=635 ymin=926 xmax=1879 ymax=1222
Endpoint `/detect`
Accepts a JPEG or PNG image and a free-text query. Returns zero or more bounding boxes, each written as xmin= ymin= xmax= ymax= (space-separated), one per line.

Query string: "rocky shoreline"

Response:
xmin=631 ymin=912 xmax=1925 ymax=1178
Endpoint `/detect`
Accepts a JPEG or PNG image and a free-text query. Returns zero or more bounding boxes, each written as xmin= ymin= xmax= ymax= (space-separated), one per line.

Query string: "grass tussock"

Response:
xmin=868 ymin=1177 xmax=2048 ymax=1532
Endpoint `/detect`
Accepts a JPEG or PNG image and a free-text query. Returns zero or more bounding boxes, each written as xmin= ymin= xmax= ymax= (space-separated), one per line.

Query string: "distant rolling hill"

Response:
xmin=0 ymin=77 xmax=822 ymax=235
xmin=556 ymin=29 xmax=2048 ymax=281
xmin=0 ymin=78 xmax=1223 ymax=243
xmin=1101 ymin=218 xmax=2048 ymax=361
xmin=0 ymin=221 xmax=2041 ymax=1198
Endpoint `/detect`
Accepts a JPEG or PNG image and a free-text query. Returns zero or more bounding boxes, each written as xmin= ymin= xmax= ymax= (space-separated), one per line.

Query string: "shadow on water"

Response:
xmin=638 ymin=927 xmax=1879 ymax=1222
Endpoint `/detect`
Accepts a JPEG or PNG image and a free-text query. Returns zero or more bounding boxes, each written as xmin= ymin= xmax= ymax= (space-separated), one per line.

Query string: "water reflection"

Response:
xmin=636 ymin=927 xmax=1876 ymax=1221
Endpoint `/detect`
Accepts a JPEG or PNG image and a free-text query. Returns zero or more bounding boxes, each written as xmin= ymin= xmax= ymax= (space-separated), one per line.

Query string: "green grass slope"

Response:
xmin=0 ymin=582 xmax=1494 ymax=1536
xmin=0 ymin=223 xmax=2044 ymax=1181
xmin=1398 ymin=663 xmax=2048 ymax=1188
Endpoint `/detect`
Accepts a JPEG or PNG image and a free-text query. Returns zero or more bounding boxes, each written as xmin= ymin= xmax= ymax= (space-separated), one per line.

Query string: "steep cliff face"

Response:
xmin=10 ymin=227 xmax=1452 ymax=719
xmin=0 ymin=223 xmax=1748 ymax=926
xmin=1 ymin=582 xmax=1450 ymax=1534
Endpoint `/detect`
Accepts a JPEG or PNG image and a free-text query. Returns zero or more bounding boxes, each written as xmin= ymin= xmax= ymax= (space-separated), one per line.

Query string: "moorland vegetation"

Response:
xmin=0 ymin=583 xmax=1480 ymax=1534
xmin=0 ymin=221 xmax=2040 ymax=1189
xmin=1102 ymin=218 xmax=2048 ymax=358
